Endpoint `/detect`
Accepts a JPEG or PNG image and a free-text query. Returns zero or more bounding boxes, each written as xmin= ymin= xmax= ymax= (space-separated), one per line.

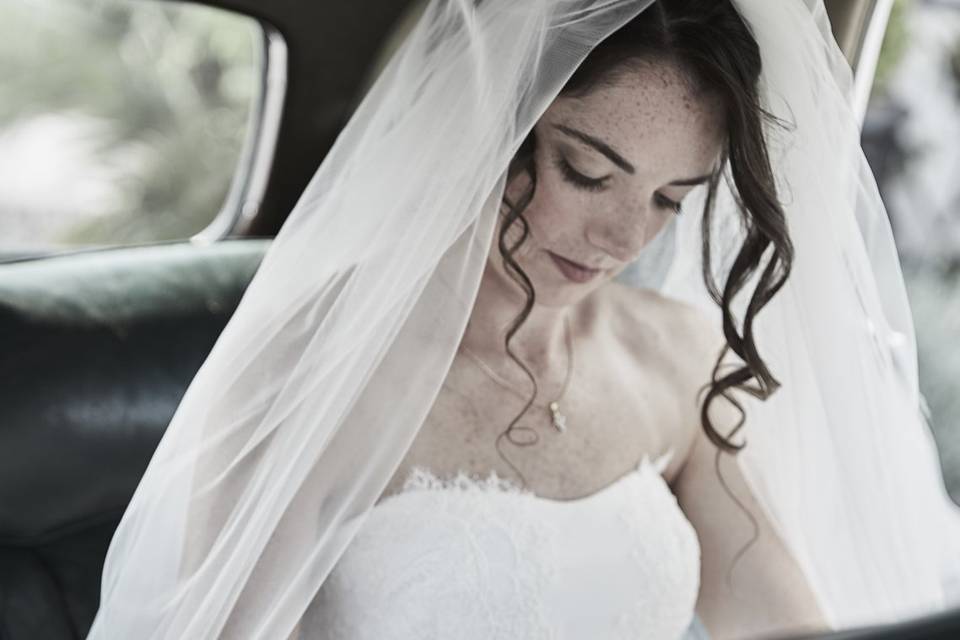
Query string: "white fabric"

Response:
xmin=85 ymin=1 xmax=960 ymax=638
xmin=301 ymin=452 xmax=700 ymax=640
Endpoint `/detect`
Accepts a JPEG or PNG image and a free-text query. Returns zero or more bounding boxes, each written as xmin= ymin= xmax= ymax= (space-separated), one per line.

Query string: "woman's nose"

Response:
xmin=585 ymin=204 xmax=662 ymax=263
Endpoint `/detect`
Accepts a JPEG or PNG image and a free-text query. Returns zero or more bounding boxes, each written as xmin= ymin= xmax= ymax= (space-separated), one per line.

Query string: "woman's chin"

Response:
xmin=482 ymin=256 xmax=609 ymax=308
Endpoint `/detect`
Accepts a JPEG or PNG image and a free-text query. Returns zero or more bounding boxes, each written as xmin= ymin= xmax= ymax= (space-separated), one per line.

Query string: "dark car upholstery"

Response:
xmin=0 ymin=240 xmax=268 ymax=639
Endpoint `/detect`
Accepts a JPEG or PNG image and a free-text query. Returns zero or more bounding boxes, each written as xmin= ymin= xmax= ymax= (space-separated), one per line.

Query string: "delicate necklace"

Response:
xmin=458 ymin=316 xmax=574 ymax=434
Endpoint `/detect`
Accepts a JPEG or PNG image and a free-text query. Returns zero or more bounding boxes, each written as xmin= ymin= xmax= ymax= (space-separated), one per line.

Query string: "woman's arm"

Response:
xmin=659 ymin=301 xmax=831 ymax=640
xmin=674 ymin=387 xmax=830 ymax=640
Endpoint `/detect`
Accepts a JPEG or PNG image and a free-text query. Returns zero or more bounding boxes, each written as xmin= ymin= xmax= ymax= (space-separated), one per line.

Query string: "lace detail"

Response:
xmin=304 ymin=450 xmax=700 ymax=640
xmin=614 ymin=461 xmax=702 ymax=638
xmin=310 ymin=469 xmax=562 ymax=639
xmin=394 ymin=449 xmax=673 ymax=504
xmin=399 ymin=466 xmax=530 ymax=497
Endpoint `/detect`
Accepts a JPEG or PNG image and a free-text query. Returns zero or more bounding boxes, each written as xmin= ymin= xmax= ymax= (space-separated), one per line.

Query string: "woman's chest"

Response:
xmin=380 ymin=341 xmax=694 ymax=502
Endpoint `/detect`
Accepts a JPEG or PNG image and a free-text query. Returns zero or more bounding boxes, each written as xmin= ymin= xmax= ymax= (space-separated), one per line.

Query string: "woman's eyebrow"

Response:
xmin=552 ymin=123 xmax=635 ymax=174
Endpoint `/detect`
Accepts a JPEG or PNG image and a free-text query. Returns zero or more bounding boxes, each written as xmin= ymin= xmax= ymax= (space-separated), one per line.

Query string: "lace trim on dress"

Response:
xmin=401 ymin=466 xmax=530 ymax=496
xmin=397 ymin=448 xmax=675 ymax=503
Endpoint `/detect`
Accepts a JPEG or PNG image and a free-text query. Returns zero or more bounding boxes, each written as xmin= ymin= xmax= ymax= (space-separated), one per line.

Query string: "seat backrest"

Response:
xmin=0 ymin=240 xmax=268 ymax=639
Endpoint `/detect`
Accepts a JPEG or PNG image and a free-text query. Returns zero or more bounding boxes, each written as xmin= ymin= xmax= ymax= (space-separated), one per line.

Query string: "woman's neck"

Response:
xmin=459 ymin=262 xmax=576 ymax=374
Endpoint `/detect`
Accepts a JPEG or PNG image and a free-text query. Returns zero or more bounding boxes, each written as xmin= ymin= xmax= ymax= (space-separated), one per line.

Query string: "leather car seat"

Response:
xmin=0 ymin=240 xmax=268 ymax=639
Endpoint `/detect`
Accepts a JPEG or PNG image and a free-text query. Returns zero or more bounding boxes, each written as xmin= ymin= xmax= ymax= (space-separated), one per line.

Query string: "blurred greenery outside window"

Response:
xmin=864 ymin=0 xmax=960 ymax=504
xmin=0 ymin=0 xmax=262 ymax=254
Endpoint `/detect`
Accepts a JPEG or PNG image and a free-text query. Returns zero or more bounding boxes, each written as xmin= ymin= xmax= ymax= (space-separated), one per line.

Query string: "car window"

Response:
xmin=0 ymin=0 xmax=263 ymax=258
xmin=863 ymin=0 xmax=960 ymax=506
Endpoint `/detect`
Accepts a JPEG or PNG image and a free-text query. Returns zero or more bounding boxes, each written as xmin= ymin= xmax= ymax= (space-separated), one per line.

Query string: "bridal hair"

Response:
xmin=499 ymin=0 xmax=793 ymax=456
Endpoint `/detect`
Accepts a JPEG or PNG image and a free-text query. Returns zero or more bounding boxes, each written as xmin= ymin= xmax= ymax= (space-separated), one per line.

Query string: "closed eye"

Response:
xmin=553 ymin=153 xmax=609 ymax=192
xmin=655 ymin=193 xmax=683 ymax=216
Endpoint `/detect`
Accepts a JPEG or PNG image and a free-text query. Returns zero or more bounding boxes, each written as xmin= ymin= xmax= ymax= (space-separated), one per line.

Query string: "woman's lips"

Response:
xmin=548 ymin=251 xmax=603 ymax=284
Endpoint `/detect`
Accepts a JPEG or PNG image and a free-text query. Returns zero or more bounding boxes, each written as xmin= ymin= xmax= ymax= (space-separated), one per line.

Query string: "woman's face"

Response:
xmin=495 ymin=59 xmax=726 ymax=307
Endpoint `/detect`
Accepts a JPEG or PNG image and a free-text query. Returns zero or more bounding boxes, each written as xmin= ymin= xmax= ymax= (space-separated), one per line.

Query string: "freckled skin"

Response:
xmin=494 ymin=59 xmax=726 ymax=308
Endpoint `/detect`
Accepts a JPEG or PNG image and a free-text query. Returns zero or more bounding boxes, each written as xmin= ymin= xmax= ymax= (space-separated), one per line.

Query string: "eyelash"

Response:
xmin=554 ymin=154 xmax=608 ymax=192
xmin=553 ymin=154 xmax=683 ymax=216
xmin=655 ymin=193 xmax=683 ymax=216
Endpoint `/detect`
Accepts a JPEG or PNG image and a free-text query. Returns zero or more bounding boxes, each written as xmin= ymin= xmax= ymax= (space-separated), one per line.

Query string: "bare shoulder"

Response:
xmin=594 ymin=281 xmax=728 ymax=482
xmin=598 ymin=280 xmax=725 ymax=374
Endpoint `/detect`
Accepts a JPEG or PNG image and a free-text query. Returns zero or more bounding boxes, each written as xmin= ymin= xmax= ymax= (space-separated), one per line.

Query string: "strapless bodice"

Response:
xmin=301 ymin=452 xmax=701 ymax=639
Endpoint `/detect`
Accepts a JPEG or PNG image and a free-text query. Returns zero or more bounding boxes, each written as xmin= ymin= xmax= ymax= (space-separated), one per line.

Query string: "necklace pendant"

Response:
xmin=548 ymin=401 xmax=567 ymax=433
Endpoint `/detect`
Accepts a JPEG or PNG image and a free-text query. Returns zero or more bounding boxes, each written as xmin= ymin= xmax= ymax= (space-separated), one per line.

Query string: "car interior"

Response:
xmin=1 ymin=1 xmax=958 ymax=638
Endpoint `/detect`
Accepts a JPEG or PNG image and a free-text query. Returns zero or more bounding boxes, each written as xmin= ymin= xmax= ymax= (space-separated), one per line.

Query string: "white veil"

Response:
xmin=86 ymin=1 xmax=960 ymax=638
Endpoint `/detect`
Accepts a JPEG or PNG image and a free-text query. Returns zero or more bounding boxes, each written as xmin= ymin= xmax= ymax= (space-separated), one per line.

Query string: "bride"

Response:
xmin=86 ymin=0 xmax=960 ymax=639
xmin=312 ymin=3 xmax=827 ymax=637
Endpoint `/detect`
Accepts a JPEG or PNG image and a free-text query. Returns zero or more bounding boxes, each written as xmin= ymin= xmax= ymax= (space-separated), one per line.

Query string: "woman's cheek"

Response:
xmin=535 ymin=179 xmax=587 ymax=237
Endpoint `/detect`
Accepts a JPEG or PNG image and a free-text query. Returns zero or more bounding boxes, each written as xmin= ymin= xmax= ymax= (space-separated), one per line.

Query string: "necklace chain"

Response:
xmin=458 ymin=316 xmax=574 ymax=433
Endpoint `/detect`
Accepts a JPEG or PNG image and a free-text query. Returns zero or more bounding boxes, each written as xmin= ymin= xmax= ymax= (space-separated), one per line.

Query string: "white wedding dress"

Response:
xmin=299 ymin=451 xmax=704 ymax=640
